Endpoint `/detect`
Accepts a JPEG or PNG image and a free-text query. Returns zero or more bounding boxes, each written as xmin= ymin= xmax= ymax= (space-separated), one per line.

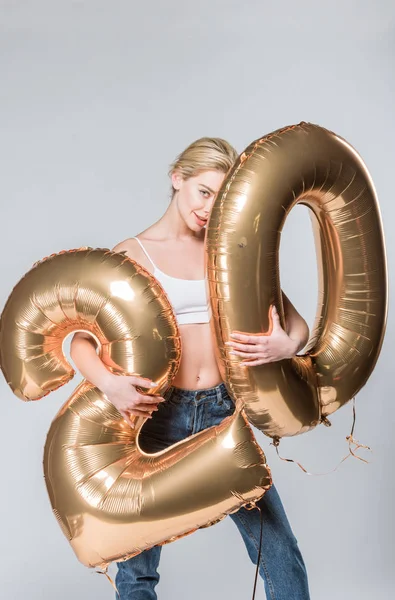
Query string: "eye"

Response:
xmin=200 ymin=189 xmax=210 ymax=198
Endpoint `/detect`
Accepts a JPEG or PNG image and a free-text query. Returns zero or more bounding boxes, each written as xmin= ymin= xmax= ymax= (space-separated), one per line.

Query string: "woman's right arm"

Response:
xmin=70 ymin=333 xmax=163 ymax=427
xmin=69 ymin=239 xmax=164 ymax=427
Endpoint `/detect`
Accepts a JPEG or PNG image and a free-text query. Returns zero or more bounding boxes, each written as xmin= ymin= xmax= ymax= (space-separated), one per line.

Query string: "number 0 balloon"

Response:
xmin=206 ymin=122 xmax=388 ymax=439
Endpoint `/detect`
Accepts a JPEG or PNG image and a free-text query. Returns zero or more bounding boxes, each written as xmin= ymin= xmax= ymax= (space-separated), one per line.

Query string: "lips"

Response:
xmin=194 ymin=213 xmax=208 ymax=226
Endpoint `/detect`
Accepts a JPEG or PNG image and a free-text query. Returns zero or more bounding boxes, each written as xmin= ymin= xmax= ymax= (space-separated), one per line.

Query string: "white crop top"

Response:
xmin=133 ymin=237 xmax=210 ymax=325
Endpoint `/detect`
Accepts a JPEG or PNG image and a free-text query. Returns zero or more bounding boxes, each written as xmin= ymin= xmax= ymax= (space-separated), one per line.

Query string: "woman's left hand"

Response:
xmin=225 ymin=305 xmax=299 ymax=366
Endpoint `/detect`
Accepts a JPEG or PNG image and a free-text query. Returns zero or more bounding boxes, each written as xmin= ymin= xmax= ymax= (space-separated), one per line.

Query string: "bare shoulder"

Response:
xmin=112 ymin=237 xmax=137 ymax=256
xmin=111 ymin=237 xmax=154 ymax=273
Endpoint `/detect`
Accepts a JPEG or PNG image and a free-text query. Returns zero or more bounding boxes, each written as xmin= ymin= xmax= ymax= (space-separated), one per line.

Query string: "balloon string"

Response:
xmin=270 ymin=398 xmax=371 ymax=476
xmin=96 ymin=567 xmax=120 ymax=598
xmin=248 ymin=504 xmax=263 ymax=600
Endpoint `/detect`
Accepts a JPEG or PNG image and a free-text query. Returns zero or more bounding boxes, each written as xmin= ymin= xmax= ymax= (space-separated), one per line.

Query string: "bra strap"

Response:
xmin=132 ymin=237 xmax=156 ymax=269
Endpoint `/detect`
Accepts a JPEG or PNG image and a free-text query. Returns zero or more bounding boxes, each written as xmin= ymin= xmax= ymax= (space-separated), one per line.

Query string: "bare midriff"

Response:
xmin=171 ymin=322 xmax=222 ymax=391
xmin=120 ymin=237 xmax=222 ymax=391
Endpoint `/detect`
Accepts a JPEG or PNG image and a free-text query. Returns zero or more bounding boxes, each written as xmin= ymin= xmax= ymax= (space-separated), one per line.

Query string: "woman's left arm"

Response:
xmin=282 ymin=291 xmax=309 ymax=353
xmin=225 ymin=291 xmax=309 ymax=366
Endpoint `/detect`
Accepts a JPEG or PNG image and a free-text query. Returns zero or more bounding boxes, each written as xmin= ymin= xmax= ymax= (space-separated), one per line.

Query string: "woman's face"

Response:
xmin=171 ymin=169 xmax=226 ymax=232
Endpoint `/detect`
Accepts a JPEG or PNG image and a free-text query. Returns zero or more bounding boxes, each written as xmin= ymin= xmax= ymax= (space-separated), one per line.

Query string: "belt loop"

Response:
xmin=216 ymin=384 xmax=223 ymax=404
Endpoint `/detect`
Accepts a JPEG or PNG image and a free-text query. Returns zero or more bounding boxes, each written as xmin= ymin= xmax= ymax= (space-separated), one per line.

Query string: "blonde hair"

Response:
xmin=169 ymin=137 xmax=238 ymax=196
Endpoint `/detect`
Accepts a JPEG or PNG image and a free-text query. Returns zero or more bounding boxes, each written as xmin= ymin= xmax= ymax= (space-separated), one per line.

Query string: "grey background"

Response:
xmin=0 ymin=1 xmax=394 ymax=598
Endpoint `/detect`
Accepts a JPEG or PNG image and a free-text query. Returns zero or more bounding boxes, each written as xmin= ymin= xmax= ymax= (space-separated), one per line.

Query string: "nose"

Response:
xmin=204 ymin=197 xmax=215 ymax=214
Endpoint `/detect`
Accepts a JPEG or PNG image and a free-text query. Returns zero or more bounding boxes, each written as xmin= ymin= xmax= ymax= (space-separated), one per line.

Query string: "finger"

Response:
xmin=135 ymin=399 xmax=164 ymax=411
xmin=119 ymin=411 xmax=136 ymax=429
xmin=230 ymin=333 xmax=262 ymax=344
xmin=241 ymin=356 xmax=278 ymax=365
xmin=127 ymin=409 xmax=154 ymax=418
xmin=226 ymin=341 xmax=261 ymax=352
xmin=138 ymin=394 xmax=165 ymax=404
xmin=271 ymin=305 xmax=282 ymax=330
xmin=240 ymin=359 xmax=269 ymax=366
xmin=135 ymin=402 xmax=161 ymax=412
xmin=129 ymin=375 xmax=159 ymax=389
xmin=230 ymin=350 xmax=266 ymax=358
xmin=123 ymin=399 xmax=161 ymax=413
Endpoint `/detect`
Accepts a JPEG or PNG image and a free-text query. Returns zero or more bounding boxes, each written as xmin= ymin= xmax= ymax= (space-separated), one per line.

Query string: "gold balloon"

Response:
xmin=0 ymin=248 xmax=180 ymax=399
xmin=206 ymin=123 xmax=388 ymax=439
xmin=0 ymin=248 xmax=271 ymax=569
xmin=45 ymin=383 xmax=271 ymax=569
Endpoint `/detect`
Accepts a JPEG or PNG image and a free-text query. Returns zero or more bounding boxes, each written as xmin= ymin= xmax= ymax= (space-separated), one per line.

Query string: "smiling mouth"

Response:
xmin=194 ymin=213 xmax=208 ymax=224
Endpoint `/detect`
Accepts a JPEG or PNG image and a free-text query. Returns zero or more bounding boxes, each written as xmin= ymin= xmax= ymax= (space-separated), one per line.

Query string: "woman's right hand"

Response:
xmin=101 ymin=373 xmax=165 ymax=428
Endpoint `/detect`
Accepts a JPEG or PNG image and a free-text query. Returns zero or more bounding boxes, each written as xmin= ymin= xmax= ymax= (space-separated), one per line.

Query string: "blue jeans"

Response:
xmin=115 ymin=382 xmax=310 ymax=600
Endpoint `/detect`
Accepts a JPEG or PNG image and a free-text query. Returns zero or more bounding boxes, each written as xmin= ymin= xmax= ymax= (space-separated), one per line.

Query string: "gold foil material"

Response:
xmin=0 ymin=248 xmax=180 ymax=399
xmin=0 ymin=248 xmax=271 ymax=568
xmin=206 ymin=123 xmax=388 ymax=439
xmin=45 ymin=382 xmax=271 ymax=569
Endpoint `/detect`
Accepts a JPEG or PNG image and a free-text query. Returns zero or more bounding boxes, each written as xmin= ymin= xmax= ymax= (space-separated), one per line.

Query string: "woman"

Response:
xmin=70 ymin=137 xmax=311 ymax=599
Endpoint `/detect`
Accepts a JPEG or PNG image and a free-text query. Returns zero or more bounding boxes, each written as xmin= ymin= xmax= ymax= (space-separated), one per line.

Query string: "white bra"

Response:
xmin=133 ymin=237 xmax=210 ymax=325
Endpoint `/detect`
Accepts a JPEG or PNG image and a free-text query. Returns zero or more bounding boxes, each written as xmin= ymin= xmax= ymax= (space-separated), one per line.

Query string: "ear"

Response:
xmin=171 ymin=171 xmax=183 ymax=191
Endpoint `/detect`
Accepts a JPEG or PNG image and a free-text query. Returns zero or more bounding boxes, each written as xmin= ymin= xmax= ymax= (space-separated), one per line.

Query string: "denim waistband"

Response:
xmin=165 ymin=381 xmax=228 ymax=404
